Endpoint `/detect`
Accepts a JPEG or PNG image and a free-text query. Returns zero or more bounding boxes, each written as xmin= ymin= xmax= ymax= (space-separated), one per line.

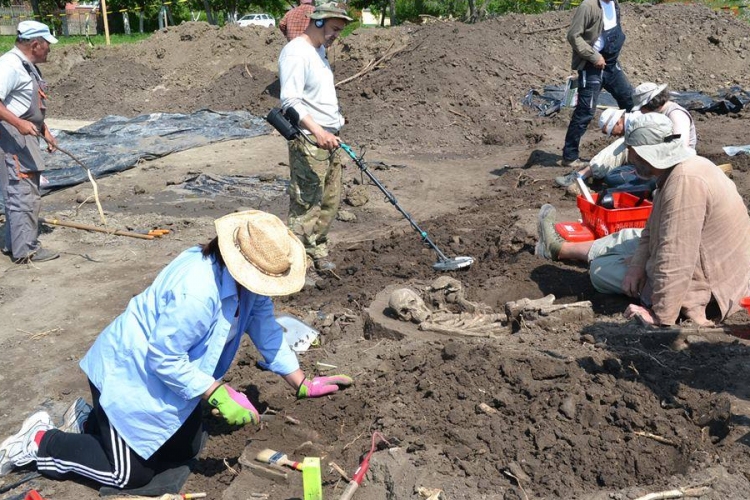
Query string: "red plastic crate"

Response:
xmin=577 ymin=192 xmax=653 ymax=238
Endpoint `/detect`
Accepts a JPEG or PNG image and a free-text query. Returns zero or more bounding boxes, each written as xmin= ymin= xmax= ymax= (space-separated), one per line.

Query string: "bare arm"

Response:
xmin=300 ymin=114 xmax=340 ymax=151
xmin=0 ymin=101 xmax=38 ymax=136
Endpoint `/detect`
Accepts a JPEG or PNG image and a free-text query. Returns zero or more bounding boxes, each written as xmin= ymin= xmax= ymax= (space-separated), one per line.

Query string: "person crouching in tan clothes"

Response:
xmin=537 ymin=113 xmax=750 ymax=327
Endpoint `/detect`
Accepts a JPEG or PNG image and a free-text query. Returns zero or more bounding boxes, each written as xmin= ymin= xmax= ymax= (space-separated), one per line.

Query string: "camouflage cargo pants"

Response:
xmin=287 ymin=136 xmax=343 ymax=260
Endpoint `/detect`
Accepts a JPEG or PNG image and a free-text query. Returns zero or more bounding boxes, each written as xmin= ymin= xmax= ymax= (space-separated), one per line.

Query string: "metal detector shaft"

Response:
xmin=264 ymin=107 xmax=472 ymax=270
xmin=338 ymin=143 xmax=450 ymax=261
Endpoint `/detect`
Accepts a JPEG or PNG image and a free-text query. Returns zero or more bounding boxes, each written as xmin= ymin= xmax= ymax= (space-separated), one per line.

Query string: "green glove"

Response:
xmin=208 ymin=384 xmax=259 ymax=426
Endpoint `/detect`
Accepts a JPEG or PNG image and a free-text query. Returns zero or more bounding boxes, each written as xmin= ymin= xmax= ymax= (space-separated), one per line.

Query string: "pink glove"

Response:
xmin=297 ymin=375 xmax=353 ymax=399
xmin=208 ymin=384 xmax=260 ymax=425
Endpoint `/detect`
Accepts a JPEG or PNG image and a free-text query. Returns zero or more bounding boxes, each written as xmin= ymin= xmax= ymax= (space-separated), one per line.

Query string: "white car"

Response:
xmin=237 ymin=13 xmax=276 ymax=28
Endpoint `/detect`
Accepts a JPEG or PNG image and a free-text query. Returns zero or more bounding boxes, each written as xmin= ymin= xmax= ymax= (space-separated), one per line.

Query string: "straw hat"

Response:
xmin=631 ymin=82 xmax=668 ymax=111
xmin=624 ymin=113 xmax=695 ymax=170
xmin=215 ymin=211 xmax=306 ymax=296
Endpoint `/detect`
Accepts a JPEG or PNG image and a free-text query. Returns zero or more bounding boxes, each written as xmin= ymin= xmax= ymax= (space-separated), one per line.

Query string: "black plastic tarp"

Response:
xmin=0 ymin=109 xmax=270 ymax=210
xmin=524 ymin=85 xmax=750 ymax=116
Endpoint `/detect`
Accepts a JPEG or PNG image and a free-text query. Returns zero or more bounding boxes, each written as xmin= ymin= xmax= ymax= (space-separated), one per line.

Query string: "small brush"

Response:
xmin=255 ymin=448 xmax=304 ymax=471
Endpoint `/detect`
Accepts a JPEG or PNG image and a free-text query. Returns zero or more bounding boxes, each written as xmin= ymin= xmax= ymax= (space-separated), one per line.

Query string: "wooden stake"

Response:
xmin=328 ymin=461 xmax=352 ymax=482
xmin=634 ymin=486 xmax=711 ymax=500
xmin=633 ymin=431 xmax=678 ymax=447
xmin=100 ymin=0 xmax=111 ymax=45
xmin=40 ymin=217 xmax=155 ymax=240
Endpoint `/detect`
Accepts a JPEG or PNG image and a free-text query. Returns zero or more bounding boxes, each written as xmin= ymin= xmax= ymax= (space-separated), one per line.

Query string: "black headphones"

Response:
xmin=314 ymin=18 xmax=325 ymax=28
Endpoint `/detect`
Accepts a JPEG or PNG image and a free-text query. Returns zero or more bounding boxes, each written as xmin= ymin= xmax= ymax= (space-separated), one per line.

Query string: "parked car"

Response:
xmin=237 ymin=13 xmax=276 ymax=28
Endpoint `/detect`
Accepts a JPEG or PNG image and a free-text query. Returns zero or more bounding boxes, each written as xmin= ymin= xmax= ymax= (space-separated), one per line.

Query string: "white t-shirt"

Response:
xmin=279 ymin=37 xmax=344 ymax=132
xmin=593 ymin=0 xmax=618 ymax=52
xmin=0 ymin=47 xmax=35 ymax=117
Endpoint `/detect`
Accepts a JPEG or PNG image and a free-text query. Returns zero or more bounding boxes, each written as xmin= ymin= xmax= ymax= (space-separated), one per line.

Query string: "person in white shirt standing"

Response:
xmin=0 ymin=21 xmax=60 ymax=263
xmin=278 ymin=2 xmax=352 ymax=276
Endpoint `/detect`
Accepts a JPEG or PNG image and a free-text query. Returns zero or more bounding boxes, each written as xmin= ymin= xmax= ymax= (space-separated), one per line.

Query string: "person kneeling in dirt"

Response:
xmin=558 ymin=82 xmax=698 ymax=195
xmin=537 ymin=113 xmax=750 ymax=327
xmin=557 ymin=108 xmax=638 ymax=196
xmin=279 ymin=2 xmax=353 ymax=275
xmin=0 ymin=210 xmax=352 ymax=488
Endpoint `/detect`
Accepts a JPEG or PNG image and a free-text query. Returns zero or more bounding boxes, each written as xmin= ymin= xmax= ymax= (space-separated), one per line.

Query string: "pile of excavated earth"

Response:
xmin=2 ymin=3 xmax=750 ymax=499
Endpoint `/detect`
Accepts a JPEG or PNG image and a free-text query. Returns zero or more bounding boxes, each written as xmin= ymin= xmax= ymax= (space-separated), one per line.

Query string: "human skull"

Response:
xmin=388 ymin=288 xmax=432 ymax=323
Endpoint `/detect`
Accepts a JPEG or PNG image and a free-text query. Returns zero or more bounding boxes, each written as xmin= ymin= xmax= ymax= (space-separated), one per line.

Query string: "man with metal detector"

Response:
xmin=268 ymin=107 xmax=473 ymax=272
xmin=278 ymin=2 xmax=352 ymax=276
xmin=0 ymin=21 xmax=59 ymax=263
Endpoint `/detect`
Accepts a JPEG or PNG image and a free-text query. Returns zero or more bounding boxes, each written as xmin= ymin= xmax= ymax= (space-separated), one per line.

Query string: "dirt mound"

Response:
xmin=180 ymin=176 xmax=750 ymax=499
xmin=48 ymin=22 xmax=287 ymax=119
xmin=46 ymin=4 xmax=750 ymax=156
xmin=18 ymin=6 xmax=750 ymax=500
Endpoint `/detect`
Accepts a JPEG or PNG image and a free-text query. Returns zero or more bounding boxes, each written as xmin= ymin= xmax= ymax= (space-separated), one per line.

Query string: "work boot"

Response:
xmin=717 ymin=163 xmax=733 ymax=177
xmin=0 ymin=411 xmax=54 ymax=477
xmin=304 ymin=267 xmax=323 ymax=289
xmin=561 ymin=158 xmax=588 ymax=169
xmin=565 ymin=181 xmax=582 ymax=197
xmin=555 ymin=171 xmax=581 ymax=188
xmin=304 ymin=256 xmax=322 ymax=289
xmin=314 ymin=258 xmax=337 ymax=272
xmin=15 ymin=248 xmax=60 ymax=263
xmin=535 ymin=204 xmax=565 ymax=261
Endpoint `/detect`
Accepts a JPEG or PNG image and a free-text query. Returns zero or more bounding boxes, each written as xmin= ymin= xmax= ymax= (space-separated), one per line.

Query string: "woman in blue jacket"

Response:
xmin=0 ymin=210 xmax=352 ymax=488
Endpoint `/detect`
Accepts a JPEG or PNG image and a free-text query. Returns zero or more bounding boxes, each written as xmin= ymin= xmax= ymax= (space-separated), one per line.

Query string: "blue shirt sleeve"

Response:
xmin=145 ymin=291 xmax=218 ymax=400
xmin=246 ymin=295 xmax=299 ymax=376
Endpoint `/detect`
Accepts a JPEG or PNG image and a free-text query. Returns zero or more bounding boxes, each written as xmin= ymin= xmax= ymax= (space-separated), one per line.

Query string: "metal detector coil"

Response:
xmin=337 ymin=143 xmax=474 ymax=272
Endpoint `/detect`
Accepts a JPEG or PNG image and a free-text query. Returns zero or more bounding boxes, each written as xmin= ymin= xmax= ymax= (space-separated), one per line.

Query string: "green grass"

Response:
xmin=341 ymin=21 xmax=361 ymax=38
xmin=0 ymin=32 xmax=151 ymax=53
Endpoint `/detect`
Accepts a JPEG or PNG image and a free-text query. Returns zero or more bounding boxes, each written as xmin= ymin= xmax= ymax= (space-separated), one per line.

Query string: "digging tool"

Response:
xmin=106 ymin=494 xmax=206 ymax=500
xmin=338 ymin=432 xmax=391 ymax=500
xmin=38 ymin=135 xmax=107 ymax=225
xmin=265 ymin=108 xmax=474 ymax=272
xmin=255 ymin=448 xmax=304 ymax=471
xmin=40 ymin=217 xmax=156 ymax=240
xmin=134 ymin=228 xmax=171 ymax=237
xmin=0 ymin=473 xmax=41 ymax=495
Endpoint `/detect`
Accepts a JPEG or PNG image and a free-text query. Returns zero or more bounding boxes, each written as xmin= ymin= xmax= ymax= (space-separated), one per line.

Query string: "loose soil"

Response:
xmin=2 ymin=3 xmax=750 ymax=500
